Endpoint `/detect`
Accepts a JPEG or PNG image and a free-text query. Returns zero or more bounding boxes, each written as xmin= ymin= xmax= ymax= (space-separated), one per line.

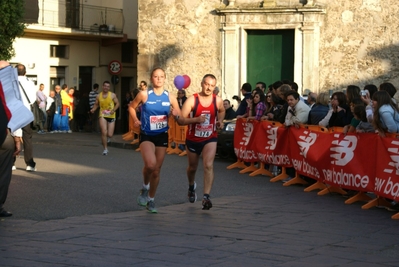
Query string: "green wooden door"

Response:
xmin=247 ymin=30 xmax=295 ymax=89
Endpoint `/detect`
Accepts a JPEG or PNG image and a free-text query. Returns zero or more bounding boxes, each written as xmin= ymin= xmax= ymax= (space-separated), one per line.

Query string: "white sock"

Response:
xmin=143 ymin=183 xmax=150 ymax=190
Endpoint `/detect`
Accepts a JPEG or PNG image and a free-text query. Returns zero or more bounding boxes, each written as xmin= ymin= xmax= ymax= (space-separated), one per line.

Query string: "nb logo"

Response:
xmin=330 ymin=134 xmax=357 ymax=166
xmin=384 ymin=140 xmax=399 ymax=175
xmin=239 ymin=122 xmax=254 ymax=146
xmin=297 ymin=131 xmax=317 ymax=158
xmin=265 ymin=125 xmax=278 ymax=150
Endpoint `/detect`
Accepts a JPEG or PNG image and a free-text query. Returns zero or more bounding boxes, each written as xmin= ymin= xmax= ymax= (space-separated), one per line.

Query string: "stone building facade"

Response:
xmin=137 ymin=0 xmax=399 ymax=100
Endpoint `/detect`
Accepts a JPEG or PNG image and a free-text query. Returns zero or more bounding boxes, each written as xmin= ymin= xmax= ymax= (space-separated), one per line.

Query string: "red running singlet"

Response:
xmin=186 ymin=93 xmax=218 ymax=142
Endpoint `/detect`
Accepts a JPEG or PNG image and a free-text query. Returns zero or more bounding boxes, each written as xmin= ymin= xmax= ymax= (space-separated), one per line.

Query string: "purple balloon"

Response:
xmin=174 ymin=75 xmax=185 ymax=90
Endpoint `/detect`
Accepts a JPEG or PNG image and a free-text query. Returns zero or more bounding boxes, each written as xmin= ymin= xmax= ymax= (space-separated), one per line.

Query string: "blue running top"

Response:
xmin=140 ymin=89 xmax=171 ymax=135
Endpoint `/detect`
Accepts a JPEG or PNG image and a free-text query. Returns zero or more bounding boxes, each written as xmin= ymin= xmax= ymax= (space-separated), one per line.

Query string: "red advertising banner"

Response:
xmin=315 ymin=132 xmax=376 ymax=192
xmin=233 ymin=119 xmax=260 ymax=162
xmin=234 ymin=120 xmax=379 ymax=192
xmin=288 ymin=126 xmax=332 ymax=181
xmin=255 ymin=121 xmax=292 ymax=167
xmin=374 ymin=137 xmax=399 ymax=201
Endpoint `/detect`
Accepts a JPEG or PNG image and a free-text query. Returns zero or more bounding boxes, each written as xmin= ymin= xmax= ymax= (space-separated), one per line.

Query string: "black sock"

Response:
xmin=203 ymin=194 xmax=210 ymax=199
xmin=189 ymin=184 xmax=195 ymax=191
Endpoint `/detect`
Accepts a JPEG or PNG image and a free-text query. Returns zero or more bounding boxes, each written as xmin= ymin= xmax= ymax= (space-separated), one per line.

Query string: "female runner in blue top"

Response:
xmin=128 ymin=68 xmax=181 ymax=213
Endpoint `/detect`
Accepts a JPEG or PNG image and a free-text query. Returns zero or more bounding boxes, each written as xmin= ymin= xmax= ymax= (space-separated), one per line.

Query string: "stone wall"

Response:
xmin=137 ymin=0 xmax=222 ymax=96
xmin=317 ymin=0 xmax=399 ymax=92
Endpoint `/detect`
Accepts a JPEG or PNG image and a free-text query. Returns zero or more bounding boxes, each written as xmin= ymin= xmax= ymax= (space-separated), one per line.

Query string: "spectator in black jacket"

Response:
xmin=177 ymin=90 xmax=187 ymax=109
xmin=274 ymin=84 xmax=292 ymax=123
xmin=328 ymin=91 xmax=352 ymax=127
xmin=235 ymin=83 xmax=252 ymax=116
xmin=223 ymin=99 xmax=236 ymax=120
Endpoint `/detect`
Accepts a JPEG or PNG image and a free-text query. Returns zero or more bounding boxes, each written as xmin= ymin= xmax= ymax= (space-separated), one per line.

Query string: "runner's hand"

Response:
xmin=197 ymin=115 xmax=206 ymax=123
xmin=216 ymin=121 xmax=224 ymax=129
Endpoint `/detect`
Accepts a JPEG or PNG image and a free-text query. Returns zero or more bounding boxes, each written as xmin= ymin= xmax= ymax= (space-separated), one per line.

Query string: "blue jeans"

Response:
xmin=52 ymin=107 xmax=61 ymax=131
xmin=60 ymin=108 xmax=70 ymax=131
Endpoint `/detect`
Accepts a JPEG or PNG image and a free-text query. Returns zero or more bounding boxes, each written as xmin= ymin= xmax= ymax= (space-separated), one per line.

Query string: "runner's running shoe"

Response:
xmin=137 ymin=188 xmax=149 ymax=206
xmin=188 ymin=182 xmax=197 ymax=203
xmin=146 ymin=200 xmax=157 ymax=213
xmin=202 ymin=197 xmax=213 ymax=210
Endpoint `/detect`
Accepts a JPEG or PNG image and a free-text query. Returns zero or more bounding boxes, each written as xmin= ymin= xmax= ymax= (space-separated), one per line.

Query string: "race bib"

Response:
xmin=102 ymin=110 xmax=111 ymax=115
xmin=195 ymin=124 xmax=213 ymax=137
xmin=150 ymin=115 xmax=167 ymax=130
xmin=195 ymin=113 xmax=212 ymax=137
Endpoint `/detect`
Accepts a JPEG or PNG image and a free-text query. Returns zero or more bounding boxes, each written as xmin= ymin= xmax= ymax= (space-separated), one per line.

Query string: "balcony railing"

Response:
xmin=33 ymin=0 xmax=124 ymax=34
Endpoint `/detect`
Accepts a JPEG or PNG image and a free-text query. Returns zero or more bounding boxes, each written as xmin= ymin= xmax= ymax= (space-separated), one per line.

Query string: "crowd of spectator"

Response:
xmin=223 ymin=79 xmax=399 ymax=138
xmin=223 ymin=79 xmax=399 ymax=187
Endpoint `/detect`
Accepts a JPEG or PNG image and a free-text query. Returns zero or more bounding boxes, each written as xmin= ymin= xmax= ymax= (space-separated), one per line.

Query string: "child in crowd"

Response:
xmin=342 ymin=98 xmax=364 ymax=135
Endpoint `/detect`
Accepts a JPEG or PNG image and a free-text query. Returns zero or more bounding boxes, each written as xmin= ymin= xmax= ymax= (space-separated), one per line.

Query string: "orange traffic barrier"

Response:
xmin=123 ymin=113 xmax=140 ymax=151
xmin=317 ymin=185 xmax=347 ymax=196
xmin=166 ymin=116 xmax=175 ymax=154
xmin=392 ymin=213 xmax=399 ymax=219
xmin=304 ymin=181 xmax=327 ymax=192
xmin=122 ymin=112 xmax=136 ymax=141
xmin=167 ymin=116 xmax=187 ymax=156
xmin=226 ymin=159 xmax=246 ymax=169
xmin=361 ymin=196 xmax=392 ymax=210
xmin=239 ymin=162 xmax=257 ymax=174
xmin=226 ymin=118 xmax=247 ymax=170
xmin=270 ymin=167 xmax=289 ymax=182
xmin=345 ymin=191 xmax=373 ymax=205
xmin=283 ymin=173 xmax=308 ymax=186
xmin=249 ymin=163 xmax=272 ymax=177
xmin=125 ymin=114 xmax=188 ymax=154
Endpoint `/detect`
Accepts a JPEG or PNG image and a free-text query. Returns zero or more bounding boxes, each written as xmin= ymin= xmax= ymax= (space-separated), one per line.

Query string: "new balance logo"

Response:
xmin=330 ymin=134 xmax=357 ymax=166
xmin=384 ymin=140 xmax=399 ymax=175
xmin=239 ymin=122 xmax=254 ymax=146
xmin=297 ymin=130 xmax=317 ymax=158
xmin=265 ymin=125 xmax=278 ymax=150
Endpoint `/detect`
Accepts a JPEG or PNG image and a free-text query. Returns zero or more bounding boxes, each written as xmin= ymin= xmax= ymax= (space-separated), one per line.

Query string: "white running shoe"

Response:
xmin=26 ymin=166 xmax=37 ymax=172
xmin=102 ymin=149 xmax=108 ymax=155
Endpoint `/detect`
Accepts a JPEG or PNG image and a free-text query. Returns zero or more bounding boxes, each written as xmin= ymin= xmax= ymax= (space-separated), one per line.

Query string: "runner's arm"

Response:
xmin=174 ymin=96 xmax=205 ymax=125
xmin=111 ymin=93 xmax=120 ymax=114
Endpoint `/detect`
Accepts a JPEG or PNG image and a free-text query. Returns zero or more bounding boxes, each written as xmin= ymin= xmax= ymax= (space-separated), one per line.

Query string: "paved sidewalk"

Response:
xmin=1 ymin=134 xmax=398 ymax=266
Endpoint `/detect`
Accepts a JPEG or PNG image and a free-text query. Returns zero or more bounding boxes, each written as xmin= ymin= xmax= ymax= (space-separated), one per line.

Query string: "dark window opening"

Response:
xmin=121 ymin=40 xmax=135 ymax=63
xmin=50 ymin=45 xmax=69 ymax=58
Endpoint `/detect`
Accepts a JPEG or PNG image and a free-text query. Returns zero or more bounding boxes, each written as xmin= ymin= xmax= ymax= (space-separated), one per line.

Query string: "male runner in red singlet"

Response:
xmin=173 ymin=74 xmax=225 ymax=210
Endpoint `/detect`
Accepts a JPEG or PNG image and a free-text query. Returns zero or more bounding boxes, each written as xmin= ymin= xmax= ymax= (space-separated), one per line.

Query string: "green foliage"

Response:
xmin=0 ymin=0 xmax=26 ymax=60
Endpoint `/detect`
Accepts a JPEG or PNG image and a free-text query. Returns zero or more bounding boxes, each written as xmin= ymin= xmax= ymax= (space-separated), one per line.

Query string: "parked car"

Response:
xmin=217 ymin=119 xmax=237 ymax=160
